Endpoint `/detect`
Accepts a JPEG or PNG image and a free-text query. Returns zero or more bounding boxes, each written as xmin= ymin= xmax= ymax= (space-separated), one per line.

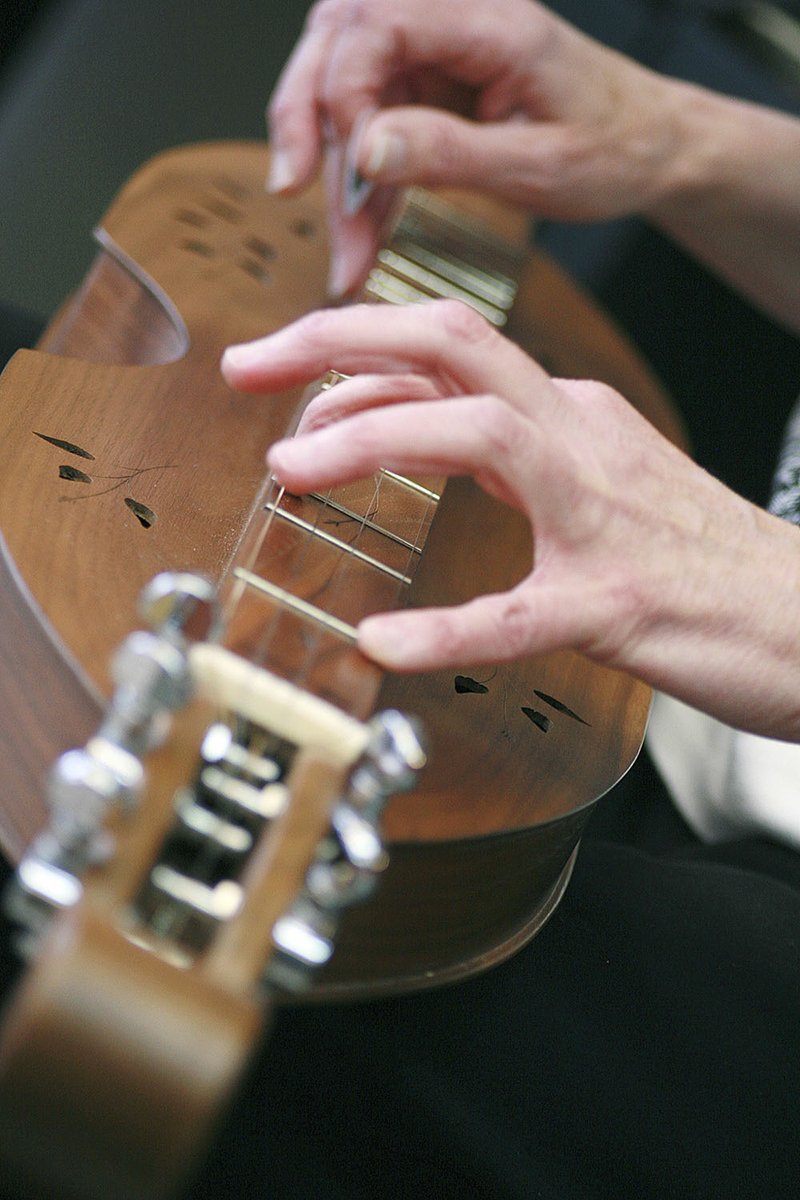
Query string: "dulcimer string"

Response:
xmin=143 ymin=190 xmax=524 ymax=948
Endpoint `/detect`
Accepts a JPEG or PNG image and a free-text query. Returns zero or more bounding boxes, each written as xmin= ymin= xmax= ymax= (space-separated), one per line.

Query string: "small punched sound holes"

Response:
xmin=290 ymin=218 xmax=316 ymax=239
xmin=240 ymin=236 xmax=277 ymax=284
xmin=213 ymin=176 xmax=248 ymax=202
xmin=181 ymin=239 xmax=215 ymax=257
xmin=245 ymin=236 xmax=277 ymax=261
xmin=201 ymin=198 xmax=244 ymax=223
xmin=174 ymin=209 xmax=208 ymax=229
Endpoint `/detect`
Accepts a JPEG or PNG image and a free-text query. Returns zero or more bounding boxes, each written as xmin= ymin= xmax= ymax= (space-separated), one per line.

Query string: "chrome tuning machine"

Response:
xmin=7 ymin=572 xmax=218 ymax=954
xmin=268 ymin=710 xmax=426 ymax=992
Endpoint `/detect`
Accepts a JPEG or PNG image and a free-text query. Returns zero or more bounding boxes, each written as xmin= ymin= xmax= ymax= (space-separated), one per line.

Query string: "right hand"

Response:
xmin=222 ymin=299 xmax=800 ymax=743
xmin=267 ymin=0 xmax=689 ymax=294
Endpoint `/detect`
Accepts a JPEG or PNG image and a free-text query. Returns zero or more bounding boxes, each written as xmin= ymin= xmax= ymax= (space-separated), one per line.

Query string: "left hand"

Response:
xmin=221 ymin=300 xmax=800 ymax=740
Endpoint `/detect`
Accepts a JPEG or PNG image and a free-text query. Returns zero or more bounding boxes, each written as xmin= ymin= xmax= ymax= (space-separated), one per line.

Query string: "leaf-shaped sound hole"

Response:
xmin=125 ymin=498 xmax=157 ymax=528
xmin=59 ymin=465 xmax=92 ymax=483
xmin=202 ymin=197 xmax=244 ymax=223
xmin=34 ymin=432 xmax=95 ymax=460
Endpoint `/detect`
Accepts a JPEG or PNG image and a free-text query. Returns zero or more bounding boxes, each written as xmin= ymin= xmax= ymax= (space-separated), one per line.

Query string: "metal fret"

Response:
xmin=264 ymin=501 xmax=413 ymax=585
xmin=365 ymin=268 xmax=434 ymax=309
xmin=390 ymin=237 xmax=517 ymax=308
xmin=397 ymin=188 xmax=525 ymax=284
xmin=308 ymin=492 xmax=424 ymax=554
xmin=382 ymin=471 xmax=440 ymax=501
xmin=374 ymin=249 xmax=508 ymax=326
xmin=233 ymin=567 xmax=360 ymax=642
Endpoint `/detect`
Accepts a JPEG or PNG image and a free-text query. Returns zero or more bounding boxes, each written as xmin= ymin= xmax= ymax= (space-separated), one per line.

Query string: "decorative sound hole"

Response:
xmin=59 ymin=465 xmax=92 ymax=483
xmin=521 ymin=708 xmax=551 ymax=733
xmin=201 ymin=197 xmax=244 ymax=223
xmin=182 ymin=239 xmax=215 ymax=257
xmin=534 ymin=690 xmax=590 ymax=726
xmin=454 ymin=675 xmax=489 ymax=694
xmin=175 ymin=209 xmax=208 ymax=228
xmin=35 ymin=430 xmax=172 ymax=528
xmin=125 ymin=498 xmax=157 ymax=528
xmin=240 ymin=259 xmax=271 ymax=283
xmin=452 ymin=670 xmax=591 ymax=736
xmin=245 ymin=236 xmax=277 ymax=261
xmin=291 ymin=218 xmax=316 ymax=239
xmin=34 ymin=432 xmax=94 ymax=460
xmin=213 ymin=176 xmax=249 ymax=202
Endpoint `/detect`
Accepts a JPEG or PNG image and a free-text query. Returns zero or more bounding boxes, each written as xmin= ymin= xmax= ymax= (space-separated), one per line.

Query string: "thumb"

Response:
xmin=354 ymin=106 xmax=538 ymax=195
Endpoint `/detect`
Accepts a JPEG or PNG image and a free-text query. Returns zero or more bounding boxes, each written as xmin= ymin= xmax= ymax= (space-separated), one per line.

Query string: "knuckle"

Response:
xmin=495 ymin=592 xmax=535 ymax=660
xmin=433 ymin=298 xmax=495 ymax=346
xmin=419 ymin=119 xmax=472 ymax=179
xmin=424 ymin=610 xmax=468 ymax=663
xmin=308 ymin=0 xmax=356 ymax=32
xmin=266 ymin=89 xmax=294 ymax=126
xmin=468 ymin=394 xmax=523 ymax=458
xmin=293 ymin=307 xmax=342 ymax=353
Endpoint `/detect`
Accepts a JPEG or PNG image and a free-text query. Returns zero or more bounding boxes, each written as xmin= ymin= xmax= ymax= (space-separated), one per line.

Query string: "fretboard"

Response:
xmin=218 ymin=190 xmax=526 ymax=719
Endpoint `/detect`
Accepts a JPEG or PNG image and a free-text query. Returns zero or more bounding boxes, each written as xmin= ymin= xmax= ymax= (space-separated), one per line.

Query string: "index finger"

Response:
xmin=266 ymin=2 xmax=344 ymax=191
xmin=267 ymin=0 xmax=391 ymax=193
xmin=221 ymin=300 xmax=555 ymax=417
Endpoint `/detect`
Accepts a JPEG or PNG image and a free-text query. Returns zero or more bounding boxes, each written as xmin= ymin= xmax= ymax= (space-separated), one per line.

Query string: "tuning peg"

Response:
xmin=138 ymin=571 xmax=219 ymax=643
xmin=47 ymin=743 xmax=143 ymax=845
xmin=347 ymin=709 xmax=427 ymax=815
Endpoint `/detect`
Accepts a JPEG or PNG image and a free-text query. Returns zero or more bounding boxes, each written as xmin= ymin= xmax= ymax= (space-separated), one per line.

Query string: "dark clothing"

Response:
xmin=196 ymin=783 xmax=800 ymax=1199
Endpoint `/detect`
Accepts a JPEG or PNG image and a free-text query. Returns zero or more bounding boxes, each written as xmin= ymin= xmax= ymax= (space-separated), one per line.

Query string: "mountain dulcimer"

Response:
xmin=0 ymin=142 xmax=682 ymax=1200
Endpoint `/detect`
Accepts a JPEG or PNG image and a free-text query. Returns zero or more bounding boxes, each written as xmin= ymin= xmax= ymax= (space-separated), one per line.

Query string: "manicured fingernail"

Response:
xmin=267 ymin=148 xmax=297 ymax=193
xmin=363 ymin=130 xmax=407 ymax=179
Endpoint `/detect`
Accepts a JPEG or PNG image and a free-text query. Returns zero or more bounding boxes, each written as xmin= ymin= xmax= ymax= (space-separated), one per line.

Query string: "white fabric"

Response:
xmin=646 ymin=396 xmax=800 ymax=850
xmin=647 ymin=691 xmax=800 ymax=849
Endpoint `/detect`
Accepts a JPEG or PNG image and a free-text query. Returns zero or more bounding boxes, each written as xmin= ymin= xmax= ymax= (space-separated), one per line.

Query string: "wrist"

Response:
xmin=645 ymin=82 xmax=800 ymax=223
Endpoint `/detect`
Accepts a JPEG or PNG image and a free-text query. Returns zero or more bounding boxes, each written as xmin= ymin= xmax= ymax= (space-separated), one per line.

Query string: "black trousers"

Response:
xmin=200 ymin=828 xmax=800 ymax=1200
xmin=1 ymin=309 xmax=799 ymax=1199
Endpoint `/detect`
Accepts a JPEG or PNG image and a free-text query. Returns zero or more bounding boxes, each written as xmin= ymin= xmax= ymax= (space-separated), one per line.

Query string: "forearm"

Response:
xmin=647 ymin=81 xmax=800 ymax=332
xmin=622 ymin=491 xmax=800 ymax=740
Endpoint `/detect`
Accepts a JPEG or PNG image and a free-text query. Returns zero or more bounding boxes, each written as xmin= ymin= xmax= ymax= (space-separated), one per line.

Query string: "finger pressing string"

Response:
xmin=296 ymin=372 xmax=442 ymax=435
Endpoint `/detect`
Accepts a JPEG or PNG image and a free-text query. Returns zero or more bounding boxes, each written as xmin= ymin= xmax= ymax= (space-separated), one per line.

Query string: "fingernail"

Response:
xmin=343 ymin=164 xmax=374 ymax=217
xmin=357 ymin=614 xmax=406 ymax=667
xmin=267 ymin=148 xmax=297 ymax=193
xmin=221 ymin=342 xmax=257 ymax=370
xmin=363 ymin=130 xmax=407 ymax=180
xmin=343 ymin=106 xmax=378 ymax=215
xmin=267 ymin=438 xmax=290 ymax=474
xmin=327 ymin=253 xmax=352 ymax=299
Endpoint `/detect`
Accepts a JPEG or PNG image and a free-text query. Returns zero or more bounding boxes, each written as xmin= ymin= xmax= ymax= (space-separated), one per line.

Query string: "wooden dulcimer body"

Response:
xmin=0 ymin=142 xmax=680 ymax=1199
